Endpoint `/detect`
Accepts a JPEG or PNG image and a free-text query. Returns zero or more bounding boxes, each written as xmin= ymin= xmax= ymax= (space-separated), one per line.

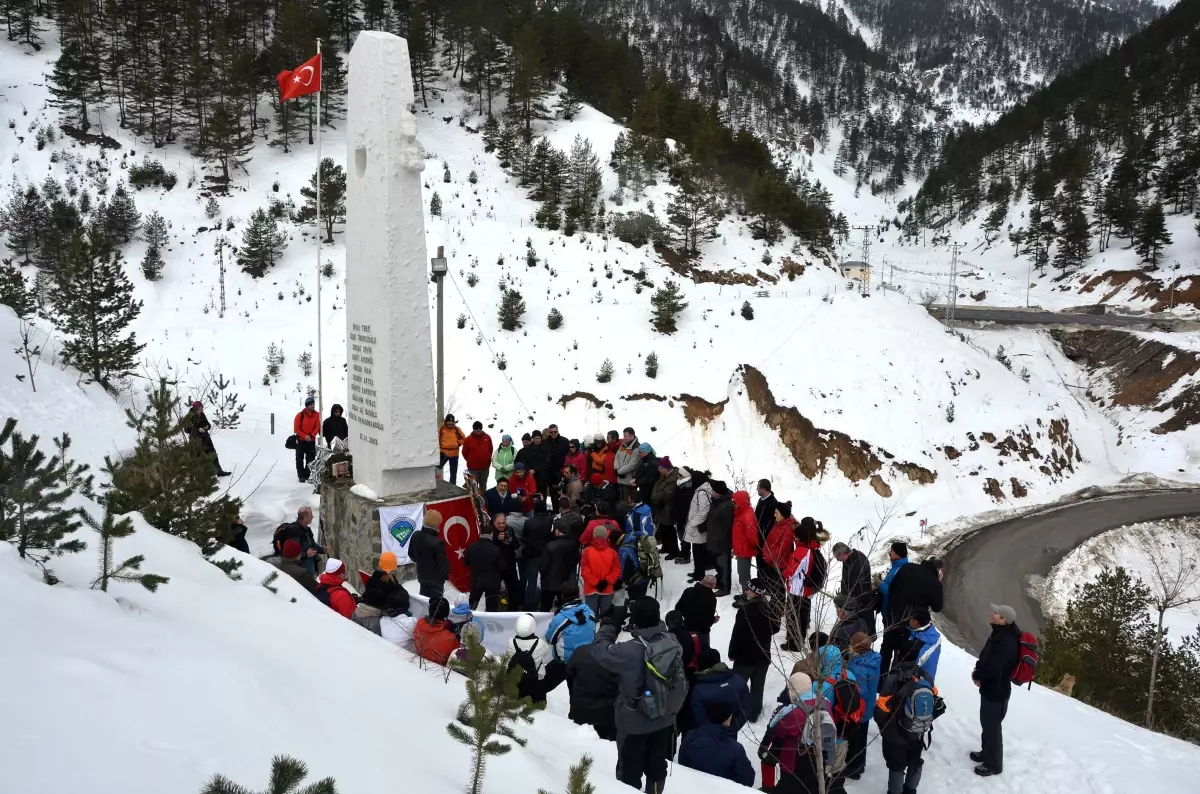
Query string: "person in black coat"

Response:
xmin=972 ymin=605 xmax=1022 ymax=777
xmin=484 ymin=480 xmax=522 ymax=517
xmin=322 ymin=404 xmax=349 ymax=446
xmin=544 ymin=424 xmax=571 ymax=504
xmin=885 ymin=557 xmax=945 ymax=629
xmin=524 ymin=430 xmax=553 ymax=494
xmin=727 ymin=579 xmax=780 ymax=722
xmin=227 ymin=517 xmax=250 ymax=554
xmin=833 ymin=541 xmax=876 ymax=635
xmin=463 ymin=521 xmax=506 ymax=611
xmin=705 ymin=481 xmax=735 ymax=595
xmin=583 ymin=474 xmax=618 ymax=518
xmin=184 ymin=401 xmax=230 ymax=476
xmin=520 ymin=498 xmax=554 ymax=608
xmin=554 ymin=501 xmax=586 ymax=545
xmin=539 ymin=524 xmax=581 ymax=611
xmin=634 ymin=452 xmax=659 ymax=506
xmin=675 ymin=577 xmax=719 ymax=641
xmin=666 ymin=609 xmax=700 ymax=736
xmin=753 ymin=479 xmax=777 ymax=547
xmin=565 ymin=640 xmax=621 ymax=741
xmin=408 ymin=510 xmax=450 ymax=599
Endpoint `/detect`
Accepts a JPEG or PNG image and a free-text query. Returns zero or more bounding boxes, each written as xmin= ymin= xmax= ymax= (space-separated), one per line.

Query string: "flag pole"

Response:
xmin=315 ymin=38 xmax=324 ymax=427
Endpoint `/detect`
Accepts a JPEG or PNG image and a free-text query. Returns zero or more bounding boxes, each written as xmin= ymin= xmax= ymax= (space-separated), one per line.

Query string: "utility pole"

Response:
xmin=946 ymin=243 xmax=963 ymax=330
xmin=852 ymin=225 xmax=873 ymax=296
xmin=214 ymin=234 xmax=227 ymax=318
xmin=431 ymin=245 xmax=449 ymax=422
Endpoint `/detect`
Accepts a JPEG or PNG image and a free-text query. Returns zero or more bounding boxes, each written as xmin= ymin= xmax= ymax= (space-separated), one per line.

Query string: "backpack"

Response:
xmin=827 ymin=672 xmax=866 ymax=729
xmin=802 ymin=703 xmax=838 ymax=767
xmin=352 ymin=611 xmax=383 ymax=636
xmin=877 ymin=666 xmax=945 ymax=749
xmin=507 ymin=639 xmax=541 ymax=693
xmin=314 ymin=582 xmax=337 ymax=608
xmin=807 ymin=548 xmax=828 ymax=591
xmin=637 ymin=534 xmax=663 ymax=583
xmin=271 ymin=523 xmax=293 ymax=555
xmin=636 ymin=633 xmax=688 ymax=721
xmin=684 ymin=631 xmax=702 ymax=671
xmin=1011 ymin=631 xmax=1040 ymax=688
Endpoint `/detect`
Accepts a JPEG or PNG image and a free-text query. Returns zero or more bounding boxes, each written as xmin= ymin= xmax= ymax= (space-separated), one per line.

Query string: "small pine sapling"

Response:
xmin=498 ymin=289 xmax=526 ymax=331
xmin=430 ymin=192 xmax=443 ymax=216
xmin=443 ymin=162 xmax=452 ymax=183
xmin=1020 ymin=366 xmax=1031 ymax=383
xmin=261 ymin=571 xmax=280 ymax=594
xmin=538 ymin=755 xmax=596 ymax=794
xmin=645 ymin=352 xmax=658 ymax=378
xmin=199 ymin=754 xmax=338 ymax=794
xmin=945 ymin=402 xmax=955 ymax=423
xmin=547 ymin=307 xmax=563 ymax=330
xmin=265 ymin=343 xmax=284 ymax=381
xmin=741 ymin=300 xmax=754 ymax=320
xmin=995 ymin=345 xmax=1012 ymax=371
xmin=88 ymin=509 xmax=169 ymax=592
xmin=468 ymin=170 xmax=478 ymax=184
xmin=466 ymin=272 xmax=479 ymax=287
xmin=650 ymin=279 xmax=689 ymax=333
xmin=205 ymin=196 xmax=220 ymax=219
xmin=297 ymin=351 xmax=313 ymax=377
xmin=457 ymin=313 xmax=468 ymax=329
xmin=597 ymin=358 xmax=614 ymax=383
xmin=495 ymin=352 xmax=507 ymax=370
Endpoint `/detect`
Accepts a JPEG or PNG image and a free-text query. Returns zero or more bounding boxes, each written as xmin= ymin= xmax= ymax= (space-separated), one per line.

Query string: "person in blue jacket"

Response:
xmin=545 ymin=580 xmax=596 ymax=663
xmin=690 ymin=648 xmax=752 ymax=732
xmin=878 ymin=541 xmax=911 ymax=672
xmin=679 ymin=699 xmax=755 ymax=786
xmin=845 ymin=631 xmax=882 ymax=780
xmin=905 ymin=608 xmax=942 ymax=682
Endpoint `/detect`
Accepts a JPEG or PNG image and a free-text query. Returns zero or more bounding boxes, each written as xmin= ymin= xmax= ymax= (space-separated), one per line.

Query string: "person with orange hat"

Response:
xmin=364 ymin=551 xmax=404 ymax=606
xmin=315 ymin=559 xmax=357 ymax=618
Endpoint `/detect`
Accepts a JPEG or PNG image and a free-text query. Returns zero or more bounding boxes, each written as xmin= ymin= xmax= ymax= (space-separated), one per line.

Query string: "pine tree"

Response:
xmin=141 ymin=211 xmax=169 ymax=249
xmin=982 ymin=201 xmax=1007 ymax=246
xmin=49 ymin=234 xmax=145 ymax=388
xmin=498 ymin=289 xmax=526 ymax=331
xmin=35 ymin=195 xmax=83 ymax=273
xmin=1135 ymin=200 xmax=1172 ymax=266
xmin=87 ymin=509 xmax=169 ymax=593
xmin=47 ymin=40 xmax=101 ymax=131
xmin=538 ymin=755 xmax=596 ymax=794
xmin=645 ymin=352 xmax=658 ymax=378
xmin=1 ymin=182 xmax=47 ymax=263
xmin=0 ymin=262 xmax=32 ymax=318
xmin=508 ymin=23 xmax=549 ymax=134
xmin=650 ymin=279 xmax=689 ymax=333
xmin=667 ymin=164 xmax=724 ymax=255
xmin=556 ymin=90 xmax=583 ymax=121
xmin=106 ymin=379 xmax=241 ymax=563
xmin=200 ymin=755 xmax=338 ymax=794
xmin=467 ymin=30 xmax=507 ymax=117
xmin=141 ymin=245 xmax=165 ymax=281
xmin=104 ymin=182 xmax=141 ymax=244
xmin=430 ymin=192 xmax=443 ymax=217
xmin=203 ymin=102 xmax=255 ymax=182
xmin=482 ymin=114 xmax=501 ymax=153
xmin=547 ymin=307 xmax=563 ymax=330
xmin=0 ymin=419 xmax=90 ymax=577
xmin=596 ymin=358 xmax=614 ymax=383
xmin=1054 ymin=193 xmax=1091 ymax=272
xmin=741 ymin=300 xmax=754 ymax=320
xmin=565 ymin=135 xmax=603 ymax=233
xmin=238 ymin=209 xmax=287 ymax=278
xmin=297 ymin=159 xmax=347 ymax=243
xmin=407 ymin=1 xmax=437 ymax=108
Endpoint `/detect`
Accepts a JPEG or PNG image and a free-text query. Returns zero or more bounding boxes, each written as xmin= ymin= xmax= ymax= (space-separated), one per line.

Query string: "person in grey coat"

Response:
xmin=591 ymin=597 xmax=684 ymax=793
xmin=683 ymin=472 xmax=714 ymax=581
xmin=614 ymin=427 xmax=641 ymax=501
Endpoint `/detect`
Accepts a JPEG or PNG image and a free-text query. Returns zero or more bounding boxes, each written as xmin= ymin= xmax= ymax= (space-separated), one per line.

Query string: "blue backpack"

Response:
xmin=879 ymin=665 xmax=945 ymax=748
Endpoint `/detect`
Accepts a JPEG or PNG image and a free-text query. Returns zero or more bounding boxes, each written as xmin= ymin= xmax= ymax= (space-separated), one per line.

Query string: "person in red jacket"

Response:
xmin=762 ymin=503 xmax=797 ymax=612
xmin=293 ymin=396 xmax=321 ymax=483
xmin=580 ymin=525 xmax=621 ymax=618
xmin=412 ymin=597 xmax=461 ymax=666
xmin=730 ymin=490 xmax=759 ymax=592
xmin=564 ymin=440 xmax=587 ymax=488
xmin=781 ymin=518 xmax=826 ymax=652
xmin=507 ymin=463 xmax=538 ymax=513
xmin=316 ymin=559 xmax=357 ymax=618
xmin=461 ymin=421 xmax=494 ymax=489
xmin=603 ymin=431 xmax=620 ymax=485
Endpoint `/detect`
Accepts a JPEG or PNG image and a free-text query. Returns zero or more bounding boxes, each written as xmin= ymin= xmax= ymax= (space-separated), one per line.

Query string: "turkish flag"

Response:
xmin=426 ymin=494 xmax=481 ymax=593
xmin=278 ymin=53 xmax=321 ymax=102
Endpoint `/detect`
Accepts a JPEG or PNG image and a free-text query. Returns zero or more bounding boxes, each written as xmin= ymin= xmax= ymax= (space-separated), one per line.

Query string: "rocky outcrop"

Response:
xmin=558 ymin=391 xmax=605 ymax=409
xmin=679 ymin=393 xmax=728 ymax=426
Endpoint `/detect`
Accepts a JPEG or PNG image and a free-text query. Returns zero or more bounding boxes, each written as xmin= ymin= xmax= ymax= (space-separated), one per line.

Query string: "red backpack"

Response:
xmin=1011 ymin=632 xmax=1040 ymax=688
xmin=826 ymin=671 xmax=865 ymax=730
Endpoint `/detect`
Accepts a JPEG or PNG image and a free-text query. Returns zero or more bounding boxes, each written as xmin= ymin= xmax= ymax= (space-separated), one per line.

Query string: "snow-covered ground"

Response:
xmin=1046 ymin=518 xmax=1200 ymax=639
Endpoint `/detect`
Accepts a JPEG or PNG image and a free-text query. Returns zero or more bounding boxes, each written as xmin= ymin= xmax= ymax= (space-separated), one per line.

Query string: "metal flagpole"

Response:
xmin=315 ymin=38 xmax=324 ymax=424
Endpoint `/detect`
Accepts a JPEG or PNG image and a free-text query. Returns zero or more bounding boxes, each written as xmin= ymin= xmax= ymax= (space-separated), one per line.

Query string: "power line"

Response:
xmin=946 ymin=242 xmax=963 ymax=331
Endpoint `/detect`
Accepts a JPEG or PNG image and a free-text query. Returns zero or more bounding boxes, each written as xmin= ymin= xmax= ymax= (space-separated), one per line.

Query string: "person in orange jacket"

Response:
xmin=315 ymin=559 xmax=357 ymax=618
xmin=507 ymin=463 xmax=539 ymax=513
xmin=461 ymin=420 xmax=494 ymax=489
xmin=412 ymin=597 xmax=461 ymax=666
xmin=438 ymin=414 xmax=466 ymax=485
xmin=580 ymin=525 xmax=622 ymax=618
xmin=603 ymin=431 xmax=620 ymax=485
xmin=730 ymin=490 xmax=759 ymax=592
xmin=293 ymin=396 xmax=321 ymax=483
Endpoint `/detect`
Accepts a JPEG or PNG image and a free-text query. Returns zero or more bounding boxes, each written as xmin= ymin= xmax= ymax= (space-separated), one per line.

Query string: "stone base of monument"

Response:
xmin=318 ymin=478 xmax=464 ymax=587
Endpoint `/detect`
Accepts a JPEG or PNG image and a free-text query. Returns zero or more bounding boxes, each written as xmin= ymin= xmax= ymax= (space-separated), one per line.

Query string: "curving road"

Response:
xmin=927 ymin=305 xmax=1183 ymax=328
xmin=940 ymin=489 xmax=1200 ymax=653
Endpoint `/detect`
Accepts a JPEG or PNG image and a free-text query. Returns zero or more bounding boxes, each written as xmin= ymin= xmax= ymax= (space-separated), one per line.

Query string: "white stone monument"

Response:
xmin=345 ymin=32 xmax=437 ymax=497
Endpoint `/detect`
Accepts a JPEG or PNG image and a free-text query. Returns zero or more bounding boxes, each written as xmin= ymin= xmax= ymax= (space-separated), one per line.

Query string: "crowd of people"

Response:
xmin=256 ymin=416 xmax=1031 ymax=794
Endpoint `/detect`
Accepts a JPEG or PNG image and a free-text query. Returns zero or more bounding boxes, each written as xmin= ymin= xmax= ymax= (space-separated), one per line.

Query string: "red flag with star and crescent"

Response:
xmin=426 ymin=494 xmax=481 ymax=592
xmin=278 ymin=53 xmax=321 ymax=102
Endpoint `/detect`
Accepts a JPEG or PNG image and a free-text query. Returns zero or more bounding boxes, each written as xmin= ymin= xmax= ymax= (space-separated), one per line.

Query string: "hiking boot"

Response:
xmin=779 ymin=641 xmax=803 ymax=652
xmin=969 ymin=751 xmax=984 ymax=763
xmin=973 ymin=765 xmax=999 ymax=777
xmin=714 ymin=589 xmax=731 ymax=597
xmin=674 ymin=555 xmax=691 ymax=565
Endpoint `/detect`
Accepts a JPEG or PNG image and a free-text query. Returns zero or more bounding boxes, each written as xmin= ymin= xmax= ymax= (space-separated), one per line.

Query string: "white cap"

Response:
xmin=324 ymin=558 xmax=345 ymax=575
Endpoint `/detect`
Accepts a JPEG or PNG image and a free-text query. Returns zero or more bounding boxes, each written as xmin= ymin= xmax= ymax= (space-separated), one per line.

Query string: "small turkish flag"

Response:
xmin=277 ymin=53 xmax=321 ymax=102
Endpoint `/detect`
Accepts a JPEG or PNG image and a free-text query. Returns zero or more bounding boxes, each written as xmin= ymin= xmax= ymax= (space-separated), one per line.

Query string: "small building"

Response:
xmin=839 ymin=260 xmax=871 ymax=281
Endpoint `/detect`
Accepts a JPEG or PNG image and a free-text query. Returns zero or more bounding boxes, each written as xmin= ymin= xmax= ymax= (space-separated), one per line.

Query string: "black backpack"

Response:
xmin=314 ymin=582 xmax=337 ymax=608
xmin=507 ymin=639 xmax=541 ymax=693
xmin=807 ymin=549 xmax=828 ymax=591
xmin=271 ymin=523 xmax=293 ymax=555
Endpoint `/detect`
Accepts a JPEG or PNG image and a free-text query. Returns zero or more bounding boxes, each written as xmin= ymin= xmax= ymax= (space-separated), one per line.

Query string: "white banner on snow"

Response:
xmin=379 ymin=503 xmax=425 ymax=566
xmin=404 ymin=584 xmax=553 ymax=658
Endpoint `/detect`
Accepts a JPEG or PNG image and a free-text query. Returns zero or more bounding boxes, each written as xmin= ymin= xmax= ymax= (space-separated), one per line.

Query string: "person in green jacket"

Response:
xmin=493 ymin=434 xmax=516 ymax=483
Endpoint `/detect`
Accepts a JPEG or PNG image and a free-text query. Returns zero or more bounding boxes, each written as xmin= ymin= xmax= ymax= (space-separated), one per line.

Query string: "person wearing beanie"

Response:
xmin=674 ymin=574 xmax=719 ymax=650
xmin=587 ymin=434 xmax=610 ymax=483
xmin=463 ymin=515 xmax=508 ymax=612
xmin=669 ymin=467 xmax=695 ymax=566
xmin=519 ymin=428 xmax=552 ymax=496
xmin=882 ymin=553 xmax=944 ymax=675
xmin=492 ymin=434 xmax=516 ymax=483
xmin=484 ymin=477 xmax=522 ymax=518
xmin=507 ymin=462 xmax=538 ymax=514
xmin=363 ymin=550 xmax=405 ymax=606
xmin=678 ymin=698 xmax=755 ymax=786
xmin=603 ymin=431 xmax=621 ymax=486
xmin=413 ymin=596 xmax=460 ymax=666
xmin=462 ymin=420 xmax=494 ymax=489
xmin=683 ymin=470 xmax=715 ymax=582
xmin=293 ymin=396 xmax=321 ymax=483
xmin=690 ymin=647 xmax=751 ymax=732
xmin=903 ymin=608 xmax=943 ymax=682
xmin=544 ymin=424 xmax=571 ymax=502
xmin=580 ymin=524 xmax=622 ymax=617
xmin=408 ymin=508 xmax=450 ymax=599
xmin=728 ymin=577 xmax=780 ymax=722
xmin=834 ymin=541 xmax=876 ymax=637
xmin=583 ymin=472 xmax=617 ymax=518
xmin=553 ymin=497 xmax=586 ymax=546
xmin=651 ymin=457 xmax=682 ymax=561
xmin=271 ymin=538 xmax=319 ymax=593
xmin=438 ymin=414 xmax=466 ymax=485
xmin=509 ymin=612 xmax=553 ymax=703
xmin=845 ymin=632 xmax=882 ymax=779
xmin=633 ymin=442 xmax=659 ymax=507
xmin=877 ymin=541 xmax=912 ymax=672
xmin=184 ymin=399 xmax=230 ymax=477
xmin=591 ymin=596 xmax=684 ymax=793
xmin=447 ymin=597 xmax=486 ymax=651
xmin=315 ymin=559 xmax=356 ymax=618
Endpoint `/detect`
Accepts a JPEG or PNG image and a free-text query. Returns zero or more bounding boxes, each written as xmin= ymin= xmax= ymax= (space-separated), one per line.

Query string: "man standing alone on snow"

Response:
xmin=971 ymin=604 xmax=1021 ymax=778
xmin=293 ymin=396 xmax=321 ymax=483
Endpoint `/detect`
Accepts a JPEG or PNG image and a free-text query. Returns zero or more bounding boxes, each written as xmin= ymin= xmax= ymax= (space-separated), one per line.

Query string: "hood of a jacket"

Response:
xmin=732 ymin=490 xmax=751 ymax=510
xmin=317 ymin=573 xmax=346 ymax=588
xmin=696 ymin=662 xmax=733 ymax=679
xmin=329 ymin=403 xmax=344 ymax=416
xmin=588 ymin=533 xmax=612 ymax=550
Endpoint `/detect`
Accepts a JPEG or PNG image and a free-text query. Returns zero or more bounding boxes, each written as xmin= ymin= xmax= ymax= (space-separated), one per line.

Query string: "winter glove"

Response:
xmin=596 ymin=579 xmax=609 ymax=592
xmin=602 ymin=603 xmax=628 ymax=629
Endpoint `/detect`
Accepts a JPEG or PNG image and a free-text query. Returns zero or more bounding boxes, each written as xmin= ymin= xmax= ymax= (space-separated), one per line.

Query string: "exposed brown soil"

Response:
xmin=679 ymin=393 xmax=728 ymax=426
xmin=870 ymin=475 xmax=893 ymax=497
xmin=60 ymin=124 xmax=122 ymax=150
xmin=756 ymin=269 xmax=780 ymax=284
xmin=624 ymin=393 xmax=666 ymax=402
xmin=1010 ymin=478 xmax=1028 ymax=498
xmin=780 ymin=258 xmax=806 ymax=280
xmin=1078 ymin=269 xmax=1200 ymax=312
xmin=1053 ymin=329 xmax=1200 ymax=434
xmin=944 ymin=446 xmax=961 ymax=460
xmin=980 ymin=432 xmax=996 ymax=443
xmin=655 ymin=244 xmax=760 ymax=286
xmin=984 ymin=478 xmax=1005 ymax=501
xmin=557 ymin=391 xmax=605 ymax=409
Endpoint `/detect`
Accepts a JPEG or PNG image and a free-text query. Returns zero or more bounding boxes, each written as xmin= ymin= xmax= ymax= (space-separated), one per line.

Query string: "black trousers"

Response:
xmin=846 ymin=721 xmax=869 ymax=775
xmin=714 ymin=552 xmax=731 ymax=591
xmin=733 ymin=660 xmax=770 ymax=722
xmin=469 ymin=587 xmax=500 ymax=612
xmin=419 ymin=582 xmax=444 ymax=600
xmin=786 ymin=594 xmax=812 ymax=648
xmin=540 ymin=589 xmax=559 ymax=611
xmin=881 ymin=741 xmax=923 ymax=794
xmin=980 ymin=695 xmax=1009 ymax=773
xmin=617 ymin=726 xmax=674 ymax=793
xmin=880 ymin=626 xmax=907 ymax=674
xmin=439 ymin=453 xmax=459 ymax=484
xmin=295 ymin=439 xmax=316 ymax=481
xmin=657 ymin=522 xmax=680 ymax=557
xmin=691 ymin=544 xmax=711 ymax=579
